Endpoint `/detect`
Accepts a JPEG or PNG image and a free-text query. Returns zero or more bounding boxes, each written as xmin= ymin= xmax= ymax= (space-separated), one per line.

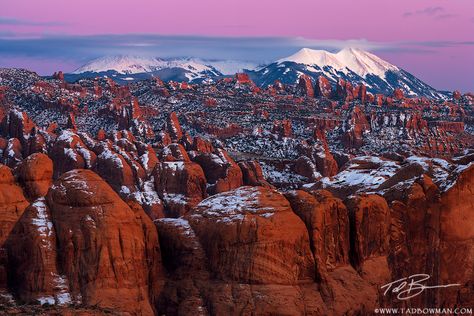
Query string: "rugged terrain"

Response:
xmin=0 ymin=67 xmax=473 ymax=315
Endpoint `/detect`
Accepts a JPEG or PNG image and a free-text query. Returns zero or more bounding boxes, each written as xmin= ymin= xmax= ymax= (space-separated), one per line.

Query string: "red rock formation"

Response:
xmin=50 ymin=130 xmax=95 ymax=178
xmin=2 ymin=138 xmax=22 ymax=167
xmin=438 ymin=165 xmax=474 ymax=306
xmin=342 ymin=106 xmax=370 ymax=148
xmin=375 ymin=94 xmax=384 ymax=106
xmin=25 ymin=129 xmax=47 ymax=156
xmin=0 ymin=164 xmax=29 ymax=289
xmin=194 ymin=148 xmax=243 ymax=195
xmin=137 ymin=143 xmax=159 ymax=176
xmin=346 ymin=194 xmax=391 ymax=268
xmin=46 ymin=170 xmax=163 ymax=314
xmin=196 ymin=121 xmax=243 ymax=138
xmin=405 ymin=113 xmax=426 ymax=131
xmin=0 ymin=164 xmax=29 ymax=246
xmin=285 ymin=190 xmax=350 ymax=277
xmin=188 ymin=186 xmax=315 ymax=284
xmin=203 ymin=97 xmax=217 ymax=107
xmin=160 ymin=143 xmax=190 ymax=162
xmin=235 ymin=73 xmax=252 ymax=84
xmin=315 ymin=76 xmax=332 ymax=98
xmin=384 ymin=175 xmax=443 ymax=305
xmin=335 ymin=79 xmax=354 ymax=102
xmin=0 ymin=110 xmax=36 ymax=144
xmin=52 ymin=71 xmax=65 ymax=81
xmin=272 ymin=119 xmax=292 ymax=138
xmin=96 ymin=146 xmax=135 ymax=192
xmin=273 ymin=80 xmax=285 ymax=91
xmin=16 ymin=153 xmax=53 ymax=200
xmin=6 ymin=199 xmax=65 ymax=304
xmin=166 ymin=112 xmax=183 ymax=141
xmin=296 ymin=74 xmax=314 ymax=97
xmin=191 ymin=136 xmax=214 ymax=153
xmin=294 ymin=156 xmax=320 ymax=180
xmin=96 ymin=129 xmax=107 ymax=141
xmin=181 ymin=186 xmax=380 ymax=314
xmin=428 ymin=121 xmax=464 ymax=133
xmin=154 ymin=217 xmax=211 ymax=315
xmin=238 ymin=160 xmax=273 ymax=188
xmin=313 ymin=147 xmax=339 ymax=177
xmin=354 ymin=84 xmax=367 ymax=103
xmin=215 ymin=149 xmax=243 ymax=194
xmin=179 ymin=132 xmax=193 ymax=150
xmin=154 ymin=161 xmax=207 ymax=217
xmin=366 ymin=92 xmax=374 ymax=104
xmin=66 ymin=112 xmax=77 ymax=131
xmin=392 ymin=88 xmax=404 ymax=100
xmin=453 ymin=90 xmax=462 ymax=100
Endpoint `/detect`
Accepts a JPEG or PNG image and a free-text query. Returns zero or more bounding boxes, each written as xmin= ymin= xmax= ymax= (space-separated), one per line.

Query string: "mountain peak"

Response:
xmin=73 ymin=55 xmax=166 ymax=74
xmin=72 ymin=55 xmax=258 ymax=76
xmin=277 ymin=48 xmax=343 ymax=69
xmin=278 ymin=47 xmax=398 ymax=78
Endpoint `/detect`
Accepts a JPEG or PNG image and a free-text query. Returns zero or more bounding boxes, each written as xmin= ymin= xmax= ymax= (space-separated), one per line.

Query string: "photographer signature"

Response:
xmin=381 ymin=274 xmax=461 ymax=300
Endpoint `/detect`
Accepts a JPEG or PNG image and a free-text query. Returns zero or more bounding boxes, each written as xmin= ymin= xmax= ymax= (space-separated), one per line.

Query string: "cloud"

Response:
xmin=0 ymin=16 xmax=67 ymax=27
xmin=403 ymin=6 xmax=444 ymax=17
xmin=435 ymin=14 xmax=457 ymax=20
xmin=403 ymin=6 xmax=457 ymax=20
xmin=0 ymin=34 xmax=393 ymax=64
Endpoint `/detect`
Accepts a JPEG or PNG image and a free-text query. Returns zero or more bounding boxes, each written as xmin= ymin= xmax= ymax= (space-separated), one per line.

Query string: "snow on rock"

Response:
xmin=98 ymin=148 xmax=124 ymax=168
xmin=162 ymin=193 xmax=187 ymax=206
xmin=52 ymin=274 xmax=72 ymax=305
xmin=260 ymin=161 xmax=307 ymax=186
xmin=405 ymin=156 xmax=452 ymax=185
xmin=439 ymin=162 xmax=473 ymax=192
xmin=156 ymin=217 xmax=195 ymax=237
xmin=56 ymin=130 xmax=78 ymax=144
xmin=63 ymin=148 xmax=78 ymax=162
xmin=191 ymin=186 xmax=280 ymax=223
xmin=312 ymin=156 xmax=400 ymax=195
xmin=37 ymin=296 xmax=55 ymax=305
xmin=52 ymin=170 xmax=94 ymax=194
xmin=30 ymin=198 xmax=54 ymax=245
xmin=162 ymin=161 xmax=185 ymax=176
xmin=128 ymin=179 xmax=163 ymax=210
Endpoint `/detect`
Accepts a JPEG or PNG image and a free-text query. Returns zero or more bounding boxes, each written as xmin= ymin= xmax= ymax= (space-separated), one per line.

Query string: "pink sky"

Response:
xmin=2 ymin=0 xmax=472 ymax=40
xmin=1 ymin=0 xmax=473 ymax=91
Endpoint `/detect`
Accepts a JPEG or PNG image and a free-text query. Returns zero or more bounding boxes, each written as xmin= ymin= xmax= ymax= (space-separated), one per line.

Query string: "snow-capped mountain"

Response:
xmin=69 ymin=56 xmax=257 ymax=84
xmin=66 ymin=50 xmax=448 ymax=98
xmin=278 ymin=47 xmax=399 ymax=78
xmin=248 ymin=48 xmax=447 ymax=99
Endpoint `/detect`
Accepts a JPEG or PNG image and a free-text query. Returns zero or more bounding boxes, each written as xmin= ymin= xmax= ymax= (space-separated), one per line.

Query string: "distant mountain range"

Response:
xmin=66 ymin=48 xmax=449 ymax=98
xmin=67 ymin=56 xmax=257 ymax=84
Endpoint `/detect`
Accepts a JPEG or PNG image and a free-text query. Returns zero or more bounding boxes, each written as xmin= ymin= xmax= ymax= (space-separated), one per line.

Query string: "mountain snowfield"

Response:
xmin=72 ymin=56 xmax=257 ymax=81
xmin=69 ymin=48 xmax=448 ymax=98
xmin=277 ymin=47 xmax=399 ymax=78
xmin=73 ymin=56 xmax=214 ymax=75
xmin=249 ymin=48 xmax=447 ymax=98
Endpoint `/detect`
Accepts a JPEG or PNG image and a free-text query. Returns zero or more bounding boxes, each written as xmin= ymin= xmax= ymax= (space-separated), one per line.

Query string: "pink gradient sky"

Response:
xmin=1 ymin=0 xmax=473 ymax=91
